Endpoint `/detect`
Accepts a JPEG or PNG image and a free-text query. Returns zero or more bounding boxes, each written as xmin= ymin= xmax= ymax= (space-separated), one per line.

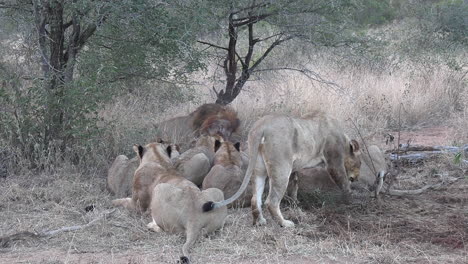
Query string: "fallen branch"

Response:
xmin=381 ymin=176 xmax=462 ymax=196
xmin=0 ymin=209 xmax=115 ymax=248
xmin=386 ymin=144 xmax=467 ymax=154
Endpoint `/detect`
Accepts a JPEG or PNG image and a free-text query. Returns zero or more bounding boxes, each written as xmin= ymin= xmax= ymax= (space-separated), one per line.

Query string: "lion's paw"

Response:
xmin=147 ymin=221 xmax=162 ymax=232
xmin=255 ymin=217 xmax=267 ymax=226
xmin=281 ymin=220 xmax=295 ymax=228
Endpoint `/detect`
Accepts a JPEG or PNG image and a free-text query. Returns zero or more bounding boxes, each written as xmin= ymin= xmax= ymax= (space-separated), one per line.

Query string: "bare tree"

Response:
xmin=198 ymin=1 xmax=359 ymax=105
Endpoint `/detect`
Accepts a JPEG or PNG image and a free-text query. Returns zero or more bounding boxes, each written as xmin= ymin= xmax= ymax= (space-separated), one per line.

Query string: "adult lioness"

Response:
xmin=113 ymin=141 xmax=227 ymax=263
xmin=202 ymin=140 xmax=252 ymax=208
xmin=107 ymin=143 xmax=180 ymax=199
xmin=287 ymin=145 xmax=388 ymax=201
xmin=112 ymin=140 xmax=181 ymax=212
xmin=203 ymin=112 xmax=361 ymax=228
xmin=172 ymin=135 xmax=219 ymax=186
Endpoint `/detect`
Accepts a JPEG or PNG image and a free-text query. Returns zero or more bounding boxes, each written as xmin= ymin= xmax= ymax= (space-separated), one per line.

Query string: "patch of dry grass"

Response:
xmin=1 ymin=155 xmax=467 ymax=263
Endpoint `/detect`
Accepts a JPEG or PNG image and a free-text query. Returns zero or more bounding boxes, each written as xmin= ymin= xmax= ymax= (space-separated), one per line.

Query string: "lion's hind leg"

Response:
xmin=265 ymin=164 xmax=294 ymax=228
xmin=251 ymin=156 xmax=268 ymax=226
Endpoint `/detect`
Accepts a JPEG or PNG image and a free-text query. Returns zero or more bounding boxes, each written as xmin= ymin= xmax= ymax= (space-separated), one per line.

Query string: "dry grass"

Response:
xmin=0 ymin=156 xmax=466 ymax=263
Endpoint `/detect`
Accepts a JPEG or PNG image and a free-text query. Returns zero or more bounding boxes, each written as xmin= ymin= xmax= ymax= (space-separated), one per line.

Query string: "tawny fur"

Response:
xmin=150 ymin=183 xmax=226 ymax=263
xmin=286 ymin=145 xmax=387 ymax=201
xmin=107 ymin=155 xmax=139 ymax=197
xmin=112 ymin=142 xmax=179 ymax=212
xmin=172 ymin=135 xmax=219 ymax=186
xmin=108 ymin=143 xmax=179 ymax=199
xmin=205 ymin=112 xmax=361 ymax=228
xmin=202 ymin=141 xmax=252 ymax=208
xmin=199 ymin=106 xmax=240 ymax=140
xmin=112 ymin=141 xmax=227 ymax=262
xmin=153 ymin=104 xmax=240 ymax=147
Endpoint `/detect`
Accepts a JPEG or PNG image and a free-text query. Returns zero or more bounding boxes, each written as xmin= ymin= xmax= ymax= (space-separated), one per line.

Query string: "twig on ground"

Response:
xmin=0 ymin=209 xmax=116 ymax=247
xmin=381 ymin=176 xmax=462 ymax=196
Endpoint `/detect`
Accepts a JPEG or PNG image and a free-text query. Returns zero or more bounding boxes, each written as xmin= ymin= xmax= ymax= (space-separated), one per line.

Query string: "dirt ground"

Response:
xmin=0 ymin=127 xmax=467 ymax=264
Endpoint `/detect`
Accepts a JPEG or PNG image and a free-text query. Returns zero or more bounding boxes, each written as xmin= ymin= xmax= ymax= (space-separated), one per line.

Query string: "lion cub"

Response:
xmin=172 ymin=135 xmax=219 ymax=186
xmin=202 ymin=140 xmax=252 ymax=208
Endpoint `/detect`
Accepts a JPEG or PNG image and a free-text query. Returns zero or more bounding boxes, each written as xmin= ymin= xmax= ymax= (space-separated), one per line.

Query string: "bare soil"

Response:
xmin=1 ymin=128 xmax=467 ymax=264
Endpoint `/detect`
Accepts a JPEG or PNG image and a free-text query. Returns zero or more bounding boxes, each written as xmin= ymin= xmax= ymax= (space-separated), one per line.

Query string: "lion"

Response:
xmin=356 ymin=145 xmax=388 ymax=195
xmin=202 ymin=140 xmax=252 ymax=208
xmin=107 ymin=143 xmax=180 ymax=198
xmin=172 ymin=135 xmax=219 ymax=186
xmin=154 ymin=104 xmax=240 ymax=146
xmin=111 ymin=140 xmax=180 ymax=212
xmin=107 ymin=155 xmax=139 ymax=197
xmin=203 ymin=112 xmax=361 ymax=228
xmin=148 ymin=183 xmax=226 ymax=264
xmin=287 ymin=145 xmax=388 ymax=201
xmin=113 ymin=141 xmax=227 ymax=263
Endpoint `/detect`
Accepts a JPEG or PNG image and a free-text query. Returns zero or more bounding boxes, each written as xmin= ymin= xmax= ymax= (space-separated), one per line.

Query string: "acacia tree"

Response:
xmin=196 ymin=1 xmax=364 ymax=105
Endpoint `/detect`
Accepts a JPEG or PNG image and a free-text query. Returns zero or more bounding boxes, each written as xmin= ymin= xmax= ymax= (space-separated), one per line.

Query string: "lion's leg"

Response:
xmin=288 ymin=171 xmax=299 ymax=203
xmin=265 ymin=165 xmax=294 ymax=228
xmin=251 ymin=157 xmax=267 ymax=226
xmin=328 ymin=165 xmax=352 ymax=203
xmin=147 ymin=218 xmax=162 ymax=232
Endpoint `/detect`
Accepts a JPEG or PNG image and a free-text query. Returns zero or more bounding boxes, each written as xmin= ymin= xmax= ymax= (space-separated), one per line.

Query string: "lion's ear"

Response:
xmin=350 ymin=139 xmax=360 ymax=154
xmin=134 ymin=144 xmax=145 ymax=159
xmin=234 ymin=142 xmax=241 ymax=152
xmin=166 ymin=145 xmax=173 ymax=158
xmin=214 ymin=140 xmax=222 ymax=152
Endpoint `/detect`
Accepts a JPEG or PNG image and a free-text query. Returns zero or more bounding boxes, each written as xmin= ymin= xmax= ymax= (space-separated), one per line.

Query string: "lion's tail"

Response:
xmin=202 ymin=129 xmax=264 ymax=212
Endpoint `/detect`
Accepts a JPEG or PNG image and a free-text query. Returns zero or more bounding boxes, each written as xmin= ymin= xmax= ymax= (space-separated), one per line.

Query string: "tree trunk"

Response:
xmin=44 ymin=0 xmax=66 ymax=146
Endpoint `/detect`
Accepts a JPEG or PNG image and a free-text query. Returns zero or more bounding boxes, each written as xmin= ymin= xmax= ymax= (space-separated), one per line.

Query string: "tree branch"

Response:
xmin=231 ymin=2 xmax=270 ymax=16
xmin=197 ymin=40 xmax=229 ymax=51
xmin=232 ymin=13 xmax=273 ymax=27
xmin=252 ymin=67 xmax=344 ymax=92
xmin=249 ymin=36 xmax=292 ymax=73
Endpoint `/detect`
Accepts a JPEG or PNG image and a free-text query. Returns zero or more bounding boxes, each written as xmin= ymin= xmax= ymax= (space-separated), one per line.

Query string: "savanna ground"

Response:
xmin=1 ymin=61 xmax=467 ymax=263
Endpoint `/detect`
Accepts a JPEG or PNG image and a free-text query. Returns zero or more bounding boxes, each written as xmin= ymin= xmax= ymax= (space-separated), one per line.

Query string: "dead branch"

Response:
xmin=196 ymin=41 xmax=228 ymax=51
xmin=386 ymin=144 xmax=467 ymax=154
xmin=0 ymin=209 xmax=115 ymax=248
xmin=381 ymin=176 xmax=462 ymax=196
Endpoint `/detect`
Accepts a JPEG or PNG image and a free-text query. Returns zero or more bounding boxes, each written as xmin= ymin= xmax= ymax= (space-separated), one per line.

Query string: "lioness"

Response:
xmin=287 ymin=145 xmax=388 ymax=201
xmin=148 ymin=183 xmax=226 ymax=264
xmin=112 ymin=140 xmax=180 ymax=212
xmin=113 ymin=141 xmax=227 ymax=263
xmin=202 ymin=140 xmax=252 ymax=208
xmin=107 ymin=143 xmax=180 ymax=198
xmin=172 ymin=135 xmax=219 ymax=186
xmin=203 ymin=112 xmax=361 ymax=227
xmin=356 ymin=144 xmax=388 ymax=195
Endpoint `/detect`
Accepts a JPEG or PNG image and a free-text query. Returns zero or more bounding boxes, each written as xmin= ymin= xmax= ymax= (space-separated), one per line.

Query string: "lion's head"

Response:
xmin=133 ymin=138 xmax=180 ymax=166
xmin=344 ymin=139 xmax=361 ymax=183
xmin=213 ymin=140 xmax=242 ymax=167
